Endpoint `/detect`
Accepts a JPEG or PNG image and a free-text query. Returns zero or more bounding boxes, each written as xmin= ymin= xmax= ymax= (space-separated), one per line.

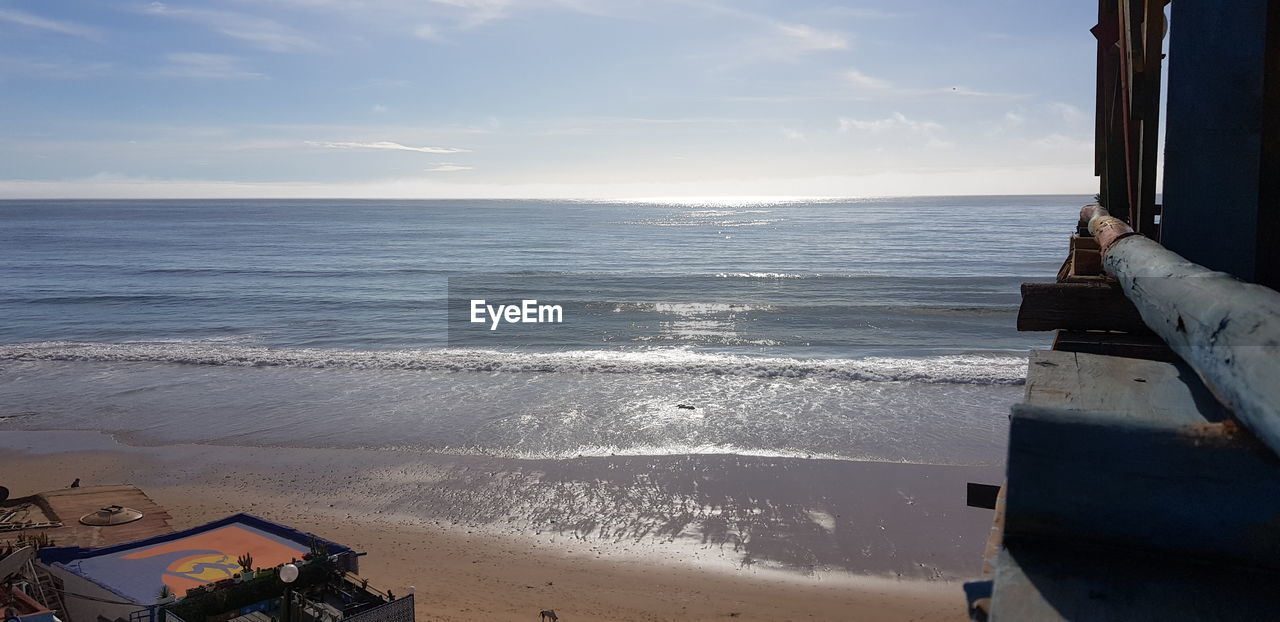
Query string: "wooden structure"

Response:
xmin=1105 ymin=233 xmax=1280 ymax=454
xmin=1093 ymin=0 xmax=1280 ymax=288
xmin=1091 ymin=0 xmax=1167 ymax=236
xmin=1160 ymin=0 xmax=1280 ymax=288
xmin=969 ymin=1 xmax=1280 ymax=618
xmin=978 ymin=214 xmax=1280 ymax=619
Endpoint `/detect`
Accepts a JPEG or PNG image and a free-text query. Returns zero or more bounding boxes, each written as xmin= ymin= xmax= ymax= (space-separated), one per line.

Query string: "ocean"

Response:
xmin=0 ymin=196 xmax=1077 ymax=576
xmin=0 ymin=196 xmax=1073 ymax=464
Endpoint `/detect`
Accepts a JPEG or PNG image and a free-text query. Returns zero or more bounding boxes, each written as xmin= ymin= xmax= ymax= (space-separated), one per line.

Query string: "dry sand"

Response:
xmin=0 ymin=431 xmax=978 ymax=621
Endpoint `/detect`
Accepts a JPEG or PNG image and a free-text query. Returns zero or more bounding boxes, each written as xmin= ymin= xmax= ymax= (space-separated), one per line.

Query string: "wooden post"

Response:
xmin=1161 ymin=0 xmax=1280 ymax=287
xmin=1018 ymin=282 xmax=1149 ymax=333
xmin=1104 ymin=234 xmax=1280 ymax=456
xmin=1135 ymin=0 xmax=1165 ymax=237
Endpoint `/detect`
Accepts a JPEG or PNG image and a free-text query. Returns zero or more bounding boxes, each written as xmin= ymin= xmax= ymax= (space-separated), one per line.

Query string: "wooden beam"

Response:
xmin=1136 ymin=0 xmax=1165 ymax=236
xmin=1161 ymin=0 xmax=1276 ymax=282
xmin=1024 ymin=349 xmax=1226 ymax=423
xmin=1004 ymin=402 xmax=1280 ymax=567
xmin=1069 ymin=249 xmax=1102 ymax=277
xmin=1069 ymin=235 xmax=1100 ymax=252
xmin=990 ymin=542 xmax=1280 ymax=621
xmin=1105 ymin=234 xmax=1280 ymax=456
xmin=980 ymin=484 xmax=1007 ymax=579
xmin=1259 ymin=0 xmax=1280 ymax=289
xmin=1051 ymin=329 xmax=1176 ymax=362
xmin=1017 ymin=282 xmax=1149 ymax=333
xmin=1118 ymin=0 xmax=1140 ymax=222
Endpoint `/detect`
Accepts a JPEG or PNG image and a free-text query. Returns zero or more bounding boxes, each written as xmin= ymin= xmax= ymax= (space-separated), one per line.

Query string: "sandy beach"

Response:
xmin=0 ymin=430 xmax=984 ymax=621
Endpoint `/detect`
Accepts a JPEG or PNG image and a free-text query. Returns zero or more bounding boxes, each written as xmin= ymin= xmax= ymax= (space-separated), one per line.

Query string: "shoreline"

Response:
xmin=0 ymin=430 xmax=982 ymax=621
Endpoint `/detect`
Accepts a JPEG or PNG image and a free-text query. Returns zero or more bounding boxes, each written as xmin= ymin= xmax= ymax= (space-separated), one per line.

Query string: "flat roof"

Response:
xmin=39 ymin=513 xmax=352 ymax=605
xmin=1 ymin=485 xmax=173 ymax=549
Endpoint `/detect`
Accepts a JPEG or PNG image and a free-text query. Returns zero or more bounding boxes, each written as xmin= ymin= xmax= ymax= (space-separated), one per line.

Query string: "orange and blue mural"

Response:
xmin=120 ymin=524 xmax=310 ymax=593
xmin=40 ymin=515 xmax=338 ymax=604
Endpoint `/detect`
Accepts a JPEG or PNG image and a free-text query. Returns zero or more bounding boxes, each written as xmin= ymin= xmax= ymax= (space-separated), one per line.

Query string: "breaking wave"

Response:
xmin=0 ymin=341 xmax=1027 ymax=385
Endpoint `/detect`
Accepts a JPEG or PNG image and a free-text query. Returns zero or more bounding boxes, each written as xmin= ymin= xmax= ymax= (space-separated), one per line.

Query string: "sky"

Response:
xmin=0 ymin=0 xmax=1103 ymax=199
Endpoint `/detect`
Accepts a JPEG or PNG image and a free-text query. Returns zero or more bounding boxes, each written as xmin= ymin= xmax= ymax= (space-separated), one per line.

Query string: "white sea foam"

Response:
xmin=609 ymin=302 xmax=777 ymax=314
xmin=0 ymin=341 xmax=1027 ymax=385
xmin=714 ymin=272 xmax=813 ymax=279
xmin=621 ymin=218 xmax=781 ymax=227
xmin=427 ymin=443 xmax=884 ymax=463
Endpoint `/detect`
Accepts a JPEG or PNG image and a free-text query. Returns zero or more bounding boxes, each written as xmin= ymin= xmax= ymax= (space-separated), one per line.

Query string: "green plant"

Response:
xmin=167 ymin=558 xmax=339 ymax=622
xmin=159 ymin=585 xmax=174 ymax=599
xmin=305 ymin=537 xmax=329 ymax=560
xmin=14 ymin=531 xmax=54 ymax=551
xmin=237 ymin=553 xmax=254 ymax=572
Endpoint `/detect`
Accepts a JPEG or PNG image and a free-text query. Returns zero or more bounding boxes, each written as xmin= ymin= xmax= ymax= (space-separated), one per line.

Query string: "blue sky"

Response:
xmin=0 ymin=1 xmax=1101 ymax=198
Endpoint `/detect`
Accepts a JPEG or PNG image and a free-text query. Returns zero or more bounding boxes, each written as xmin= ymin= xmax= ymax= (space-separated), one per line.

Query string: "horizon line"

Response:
xmin=0 ymin=191 xmax=1097 ymax=201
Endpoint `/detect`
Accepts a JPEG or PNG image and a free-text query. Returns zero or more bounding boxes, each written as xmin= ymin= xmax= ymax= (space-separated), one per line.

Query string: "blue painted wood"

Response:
xmin=1024 ymin=350 xmax=1230 ymax=426
xmin=1161 ymin=0 xmax=1274 ymax=283
xmin=990 ymin=543 xmax=1280 ymax=621
xmin=1004 ymin=402 xmax=1280 ymax=568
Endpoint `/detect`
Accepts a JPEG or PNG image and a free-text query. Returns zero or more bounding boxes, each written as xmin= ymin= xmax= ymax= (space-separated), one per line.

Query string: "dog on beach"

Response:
xmin=539 ymin=610 xmax=558 ymax=621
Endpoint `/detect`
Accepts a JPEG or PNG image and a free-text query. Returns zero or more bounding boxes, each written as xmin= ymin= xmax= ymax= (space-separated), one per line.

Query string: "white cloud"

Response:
xmin=0 ymin=9 xmax=100 ymax=39
xmin=935 ymin=85 xmax=1025 ymax=98
xmin=425 ymin=163 xmax=473 ymax=172
xmin=154 ymin=53 xmax=263 ymax=79
xmin=306 ymin=140 xmax=470 ymax=153
xmin=838 ymin=112 xmax=951 ymax=148
xmin=1047 ymin=102 xmax=1085 ymax=122
xmin=846 ymin=68 xmax=891 ymax=90
xmin=431 ymin=0 xmax=513 ymax=28
xmin=1034 ymin=133 xmax=1092 ymax=151
xmin=781 ymin=128 xmax=804 ymax=141
xmin=144 ymin=2 xmax=319 ymax=53
xmin=805 ymin=6 xmax=905 ymax=20
xmin=412 ymin=23 xmax=442 ymax=40
xmin=0 ymin=56 xmax=112 ymax=78
xmin=774 ymin=23 xmax=847 ymax=52
xmin=838 ymin=112 xmax=939 ymax=134
xmin=836 ymin=69 xmax=1027 ymax=100
xmin=529 ymin=116 xmax=744 ymax=136
xmin=1004 ymin=111 xmax=1026 ymax=125
xmin=371 ymin=104 xmax=389 ymax=114
xmin=696 ymin=2 xmax=850 ymax=65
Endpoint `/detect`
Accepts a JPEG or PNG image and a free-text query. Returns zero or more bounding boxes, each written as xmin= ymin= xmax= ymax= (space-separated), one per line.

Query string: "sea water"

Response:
xmin=0 ymin=196 xmax=1074 ymax=466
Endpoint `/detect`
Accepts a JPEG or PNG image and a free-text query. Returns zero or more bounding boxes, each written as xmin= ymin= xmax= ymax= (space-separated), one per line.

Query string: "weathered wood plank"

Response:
xmin=1069 ymin=248 xmax=1102 ymax=277
xmin=1106 ymin=234 xmax=1280 ymax=455
xmin=1024 ymin=349 xmax=1226 ymax=424
xmin=1055 ymin=255 xmax=1071 ymax=283
xmin=1069 ymin=235 xmax=1100 ymax=252
xmin=1051 ymin=329 xmax=1177 ymax=362
xmin=980 ymin=483 xmax=1007 ymax=579
xmin=1004 ymin=402 xmax=1280 ymax=568
xmin=1017 ymin=282 xmax=1149 ymax=333
xmin=990 ymin=542 xmax=1280 ymax=622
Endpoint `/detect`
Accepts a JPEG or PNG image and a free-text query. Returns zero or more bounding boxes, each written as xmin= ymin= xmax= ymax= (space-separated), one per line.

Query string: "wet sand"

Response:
xmin=0 ymin=430 xmax=993 ymax=621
